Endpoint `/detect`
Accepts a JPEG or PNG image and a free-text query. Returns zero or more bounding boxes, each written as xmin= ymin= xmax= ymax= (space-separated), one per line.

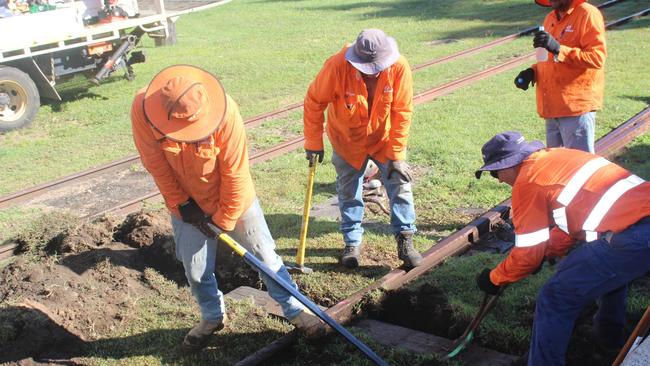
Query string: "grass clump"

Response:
xmin=8 ymin=212 xmax=80 ymax=261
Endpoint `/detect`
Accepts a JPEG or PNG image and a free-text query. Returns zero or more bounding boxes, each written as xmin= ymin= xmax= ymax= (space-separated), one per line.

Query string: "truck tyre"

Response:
xmin=0 ymin=66 xmax=40 ymax=132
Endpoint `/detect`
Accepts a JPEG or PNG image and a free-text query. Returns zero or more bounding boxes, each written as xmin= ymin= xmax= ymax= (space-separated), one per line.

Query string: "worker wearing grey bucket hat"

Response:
xmin=345 ymin=29 xmax=400 ymax=75
xmin=304 ymin=29 xmax=423 ymax=270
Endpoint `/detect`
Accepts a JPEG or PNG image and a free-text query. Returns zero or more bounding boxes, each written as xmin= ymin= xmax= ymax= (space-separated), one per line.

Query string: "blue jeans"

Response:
xmin=172 ymin=199 xmax=305 ymax=322
xmin=545 ymin=112 xmax=595 ymax=153
xmin=528 ymin=217 xmax=650 ymax=366
xmin=331 ymin=151 xmax=416 ymax=247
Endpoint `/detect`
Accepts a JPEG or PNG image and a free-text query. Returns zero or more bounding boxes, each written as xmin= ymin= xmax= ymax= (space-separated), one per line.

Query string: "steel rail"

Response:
xmin=0 ymin=6 xmax=646 ymax=256
xmin=234 ymin=105 xmax=650 ymax=365
xmin=0 ymin=0 xmax=629 ymax=211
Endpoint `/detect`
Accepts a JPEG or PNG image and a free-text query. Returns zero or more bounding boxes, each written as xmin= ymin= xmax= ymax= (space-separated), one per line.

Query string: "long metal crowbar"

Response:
xmin=444 ymin=289 xmax=503 ymax=359
xmin=208 ymin=225 xmax=389 ymax=366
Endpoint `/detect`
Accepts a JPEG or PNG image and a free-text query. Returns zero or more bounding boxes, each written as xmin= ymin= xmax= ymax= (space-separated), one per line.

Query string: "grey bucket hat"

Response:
xmin=475 ymin=131 xmax=545 ymax=179
xmin=345 ymin=29 xmax=400 ymax=74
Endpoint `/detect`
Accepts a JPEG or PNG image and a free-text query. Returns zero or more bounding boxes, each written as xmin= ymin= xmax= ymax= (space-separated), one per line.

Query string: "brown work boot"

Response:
xmin=396 ymin=231 xmax=423 ymax=268
xmin=289 ymin=308 xmax=326 ymax=339
xmin=340 ymin=245 xmax=361 ymax=268
xmin=181 ymin=317 xmax=226 ymax=352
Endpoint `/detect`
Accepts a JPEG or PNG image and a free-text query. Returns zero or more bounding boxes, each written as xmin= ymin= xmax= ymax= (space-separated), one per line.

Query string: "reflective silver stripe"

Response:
xmin=583 ymin=175 xmax=645 ymax=231
xmin=515 ymin=228 xmax=550 ymax=247
xmin=557 ymin=157 xmax=610 ymax=206
xmin=553 ymin=207 xmax=569 ymax=233
xmin=585 ymin=231 xmax=598 ymax=242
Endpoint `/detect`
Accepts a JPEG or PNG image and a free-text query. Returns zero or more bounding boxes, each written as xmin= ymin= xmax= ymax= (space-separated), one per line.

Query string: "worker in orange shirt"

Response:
xmin=303 ymin=29 xmax=423 ymax=269
xmin=515 ymin=0 xmax=606 ymax=153
xmin=474 ymin=131 xmax=650 ymax=365
xmin=131 ymin=65 xmax=320 ymax=351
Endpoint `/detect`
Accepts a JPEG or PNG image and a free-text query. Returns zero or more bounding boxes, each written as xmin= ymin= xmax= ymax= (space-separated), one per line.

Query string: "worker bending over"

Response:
xmin=131 ymin=65 xmax=320 ymax=351
xmin=475 ymin=131 xmax=650 ymax=365
xmin=303 ymin=29 xmax=423 ymax=269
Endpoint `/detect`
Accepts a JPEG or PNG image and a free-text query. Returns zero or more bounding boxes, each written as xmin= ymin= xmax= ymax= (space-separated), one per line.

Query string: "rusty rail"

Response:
xmin=4 ymin=1 xmax=633 ymax=211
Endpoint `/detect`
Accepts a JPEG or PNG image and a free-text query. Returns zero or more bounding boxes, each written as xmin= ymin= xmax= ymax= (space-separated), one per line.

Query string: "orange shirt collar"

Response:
xmin=554 ymin=0 xmax=585 ymax=20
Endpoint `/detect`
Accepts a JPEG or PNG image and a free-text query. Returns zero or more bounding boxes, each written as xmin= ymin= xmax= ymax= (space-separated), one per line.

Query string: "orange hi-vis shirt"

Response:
xmin=303 ymin=45 xmax=414 ymax=170
xmin=491 ymin=148 xmax=650 ymax=285
xmin=131 ymin=91 xmax=255 ymax=231
xmin=532 ymin=1 xmax=606 ymax=119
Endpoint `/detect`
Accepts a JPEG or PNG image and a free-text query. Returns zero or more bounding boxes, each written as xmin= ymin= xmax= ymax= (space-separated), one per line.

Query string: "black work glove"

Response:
xmin=386 ymin=160 xmax=412 ymax=183
xmin=179 ymin=198 xmax=205 ymax=224
xmin=476 ymin=268 xmax=501 ymax=295
xmin=305 ymin=149 xmax=324 ymax=165
xmin=533 ymin=30 xmax=560 ymax=55
xmin=514 ymin=68 xmax=535 ymax=90
xmin=194 ymin=215 xmax=224 ymax=239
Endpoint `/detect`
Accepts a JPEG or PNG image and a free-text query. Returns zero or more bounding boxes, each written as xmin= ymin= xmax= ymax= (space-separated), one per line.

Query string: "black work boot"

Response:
xmin=340 ymin=245 xmax=361 ymax=268
xmin=395 ymin=231 xmax=423 ymax=268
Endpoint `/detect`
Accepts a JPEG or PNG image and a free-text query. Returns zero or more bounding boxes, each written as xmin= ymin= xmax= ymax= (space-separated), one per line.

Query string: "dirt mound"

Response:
xmin=114 ymin=210 xmax=172 ymax=248
xmin=113 ymin=210 xmax=261 ymax=291
xmin=48 ymin=216 xmax=119 ymax=254
xmin=0 ymin=240 xmax=150 ymax=364
xmin=0 ymin=209 xmax=268 ymax=363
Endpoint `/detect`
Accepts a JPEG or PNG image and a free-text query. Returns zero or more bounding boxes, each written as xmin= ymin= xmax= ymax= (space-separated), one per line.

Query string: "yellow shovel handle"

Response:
xmin=296 ymin=159 xmax=318 ymax=266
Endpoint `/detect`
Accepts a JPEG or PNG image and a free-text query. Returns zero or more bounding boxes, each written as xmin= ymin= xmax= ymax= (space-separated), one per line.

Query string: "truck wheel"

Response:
xmin=0 ymin=66 xmax=40 ymax=132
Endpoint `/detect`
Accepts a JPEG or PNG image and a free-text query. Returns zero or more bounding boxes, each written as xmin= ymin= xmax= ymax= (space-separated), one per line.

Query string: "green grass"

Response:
xmin=1 ymin=0 xmax=645 ymax=195
xmin=0 ymin=0 xmax=648 ymax=364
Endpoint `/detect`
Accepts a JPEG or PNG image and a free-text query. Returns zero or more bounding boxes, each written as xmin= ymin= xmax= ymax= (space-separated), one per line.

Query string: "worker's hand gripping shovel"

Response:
xmin=204 ymin=223 xmax=389 ymax=366
xmin=288 ymin=156 xmax=318 ymax=274
xmin=444 ymin=288 xmax=504 ymax=359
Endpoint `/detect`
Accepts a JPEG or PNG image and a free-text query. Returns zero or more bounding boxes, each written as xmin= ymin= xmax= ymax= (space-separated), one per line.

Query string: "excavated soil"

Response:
xmin=0 ymin=209 xmax=260 ymax=364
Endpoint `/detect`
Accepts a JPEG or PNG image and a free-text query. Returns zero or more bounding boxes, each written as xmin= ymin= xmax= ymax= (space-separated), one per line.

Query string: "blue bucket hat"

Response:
xmin=345 ymin=29 xmax=400 ymax=75
xmin=475 ymin=131 xmax=544 ymax=179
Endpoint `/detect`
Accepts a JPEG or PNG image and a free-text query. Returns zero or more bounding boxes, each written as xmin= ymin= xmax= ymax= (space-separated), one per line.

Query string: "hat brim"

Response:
xmin=475 ymin=141 xmax=544 ymax=179
xmin=535 ymin=0 xmax=551 ymax=7
xmin=143 ymin=65 xmax=226 ymax=143
xmin=345 ymin=37 xmax=400 ymax=74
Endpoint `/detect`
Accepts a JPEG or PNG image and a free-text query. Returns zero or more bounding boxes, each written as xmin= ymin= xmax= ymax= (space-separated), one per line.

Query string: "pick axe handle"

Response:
xmin=296 ymin=159 xmax=317 ymax=267
xmin=214 ymin=229 xmax=389 ymax=366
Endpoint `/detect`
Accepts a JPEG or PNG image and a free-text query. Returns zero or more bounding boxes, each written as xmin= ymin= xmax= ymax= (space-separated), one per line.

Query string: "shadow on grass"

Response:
xmin=256 ymin=0 xmax=540 ymax=40
xmin=622 ymin=95 xmax=650 ymax=105
xmin=0 ymin=305 xmax=284 ymax=365
xmin=611 ymin=139 xmax=650 ymax=177
xmin=47 ymin=75 xmax=126 ymax=112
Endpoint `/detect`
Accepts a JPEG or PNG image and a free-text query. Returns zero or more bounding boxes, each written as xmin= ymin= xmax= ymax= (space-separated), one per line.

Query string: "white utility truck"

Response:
xmin=0 ymin=0 xmax=231 ymax=131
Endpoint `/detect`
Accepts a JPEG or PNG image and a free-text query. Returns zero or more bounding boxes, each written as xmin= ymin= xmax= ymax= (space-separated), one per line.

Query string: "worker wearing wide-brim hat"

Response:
xmin=303 ymin=29 xmax=423 ymax=270
xmin=131 ymin=65 xmax=321 ymax=351
xmin=474 ymin=131 xmax=650 ymax=365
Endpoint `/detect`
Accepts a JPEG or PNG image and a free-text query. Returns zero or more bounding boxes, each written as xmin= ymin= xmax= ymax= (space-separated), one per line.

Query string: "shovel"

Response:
xmin=208 ymin=225 xmax=389 ymax=366
xmin=444 ymin=290 xmax=503 ymax=359
xmin=288 ymin=157 xmax=318 ymax=274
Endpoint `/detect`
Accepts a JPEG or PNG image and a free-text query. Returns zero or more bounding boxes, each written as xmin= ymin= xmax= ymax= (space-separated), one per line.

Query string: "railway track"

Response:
xmin=0 ymin=5 xmax=647 ymax=263
xmin=234 ymin=105 xmax=650 ymax=365
xmin=0 ymin=0 xmax=632 ymax=213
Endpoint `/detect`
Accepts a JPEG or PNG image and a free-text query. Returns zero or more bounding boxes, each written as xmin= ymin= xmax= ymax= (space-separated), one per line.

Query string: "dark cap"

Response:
xmin=475 ymin=131 xmax=544 ymax=179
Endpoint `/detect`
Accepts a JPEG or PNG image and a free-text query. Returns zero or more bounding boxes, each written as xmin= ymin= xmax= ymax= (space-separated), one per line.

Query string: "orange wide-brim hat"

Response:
xmin=143 ymin=65 xmax=226 ymax=142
